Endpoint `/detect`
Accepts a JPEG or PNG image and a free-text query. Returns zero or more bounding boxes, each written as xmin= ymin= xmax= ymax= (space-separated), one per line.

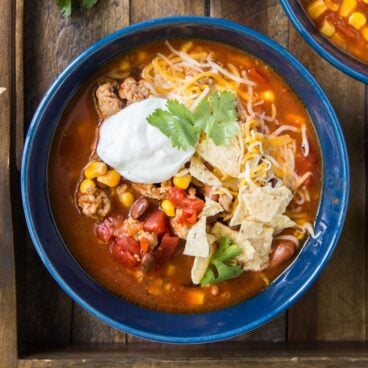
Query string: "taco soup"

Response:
xmin=49 ymin=40 xmax=322 ymax=313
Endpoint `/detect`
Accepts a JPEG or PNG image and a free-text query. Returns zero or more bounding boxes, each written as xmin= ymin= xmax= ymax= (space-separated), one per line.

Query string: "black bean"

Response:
xmin=141 ymin=253 xmax=155 ymax=273
xmin=130 ymin=196 xmax=150 ymax=219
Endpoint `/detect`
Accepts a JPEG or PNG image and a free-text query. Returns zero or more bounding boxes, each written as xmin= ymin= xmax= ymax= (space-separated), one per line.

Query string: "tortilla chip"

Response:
xmin=238 ymin=220 xmax=265 ymax=240
xmin=211 ymin=222 xmax=254 ymax=263
xmin=191 ymin=242 xmax=215 ymax=285
xmin=197 ymin=135 xmax=243 ymax=177
xmin=183 ymin=217 xmax=210 ymax=257
xmin=271 ymin=215 xmax=295 ymax=234
xmin=201 ymin=196 xmax=224 ymax=217
xmin=239 ymin=220 xmax=273 ymax=271
xmin=244 ymin=186 xmax=293 ymax=222
xmin=189 ymin=156 xmax=222 ymax=188
xmin=229 ymin=186 xmax=250 ymax=226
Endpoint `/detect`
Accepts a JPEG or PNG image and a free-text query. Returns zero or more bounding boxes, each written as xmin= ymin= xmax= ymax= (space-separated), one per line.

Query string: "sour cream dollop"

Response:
xmin=97 ymin=98 xmax=194 ymax=184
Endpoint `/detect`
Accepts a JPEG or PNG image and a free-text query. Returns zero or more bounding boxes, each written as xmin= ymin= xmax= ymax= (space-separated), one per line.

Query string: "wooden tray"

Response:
xmin=1 ymin=1 xmax=367 ymax=366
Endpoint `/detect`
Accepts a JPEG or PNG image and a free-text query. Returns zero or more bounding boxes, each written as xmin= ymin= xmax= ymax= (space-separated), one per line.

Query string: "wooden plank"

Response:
xmin=287 ymin=28 xmax=366 ymax=341
xmin=15 ymin=343 xmax=368 ymax=367
xmin=210 ymin=0 xmax=289 ymax=47
xmin=68 ymin=0 xmax=131 ymax=344
xmin=71 ymin=304 xmax=126 ymax=344
xmin=16 ymin=360 xmax=368 ymax=368
xmin=210 ymin=0 xmax=288 ymax=342
xmin=130 ymin=0 xmax=206 ymax=23
xmin=0 ymin=0 xmax=18 ymax=367
xmin=21 ymin=0 xmax=128 ymax=349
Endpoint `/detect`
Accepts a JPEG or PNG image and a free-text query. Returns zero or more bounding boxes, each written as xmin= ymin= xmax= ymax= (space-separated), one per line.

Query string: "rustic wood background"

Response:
xmin=0 ymin=0 xmax=366 ymax=367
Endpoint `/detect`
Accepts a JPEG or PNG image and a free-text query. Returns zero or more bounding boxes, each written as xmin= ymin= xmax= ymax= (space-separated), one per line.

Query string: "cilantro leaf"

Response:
xmin=56 ymin=0 xmax=72 ymax=17
xmin=193 ymin=90 xmax=239 ymax=146
xmin=200 ymin=237 xmax=243 ymax=286
xmin=55 ymin=0 xmax=99 ymax=16
xmin=147 ymin=91 xmax=239 ymax=151
xmin=81 ymin=0 xmax=98 ymax=8
xmin=147 ymin=100 xmax=199 ymax=151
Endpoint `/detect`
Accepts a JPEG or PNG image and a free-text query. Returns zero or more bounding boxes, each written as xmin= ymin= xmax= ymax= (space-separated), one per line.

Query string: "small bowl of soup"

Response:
xmin=280 ymin=0 xmax=368 ymax=83
xmin=21 ymin=16 xmax=349 ymax=343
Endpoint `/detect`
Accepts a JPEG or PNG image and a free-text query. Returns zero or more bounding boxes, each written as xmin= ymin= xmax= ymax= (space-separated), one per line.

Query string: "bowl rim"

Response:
xmin=21 ymin=15 xmax=350 ymax=344
xmin=280 ymin=0 xmax=368 ymax=84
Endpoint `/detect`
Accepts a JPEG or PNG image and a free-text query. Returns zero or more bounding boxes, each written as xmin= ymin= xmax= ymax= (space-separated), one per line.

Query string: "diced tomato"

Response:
xmin=184 ymin=197 xmax=205 ymax=214
xmin=168 ymin=187 xmax=204 ymax=224
xmin=140 ymin=237 xmax=151 ymax=253
xmin=153 ymin=233 xmax=179 ymax=268
xmin=110 ymin=236 xmax=140 ymax=268
xmin=143 ymin=210 xmax=168 ymax=235
xmin=168 ymin=187 xmax=186 ymax=207
xmin=176 ymin=208 xmax=197 ymax=225
xmin=95 ymin=215 xmax=124 ymax=242
xmin=114 ymin=236 xmax=140 ymax=255
xmin=247 ymin=67 xmax=268 ymax=84
xmin=110 ymin=239 xmax=140 ymax=268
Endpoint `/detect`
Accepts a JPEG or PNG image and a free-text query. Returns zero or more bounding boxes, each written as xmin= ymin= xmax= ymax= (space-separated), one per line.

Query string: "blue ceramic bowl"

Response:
xmin=280 ymin=0 xmax=368 ymax=83
xmin=21 ymin=16 xmax=349 ymax=343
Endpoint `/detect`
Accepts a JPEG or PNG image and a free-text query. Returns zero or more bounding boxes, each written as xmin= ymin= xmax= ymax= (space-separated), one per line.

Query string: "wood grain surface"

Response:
xmin=287 ymin=28 xmax=367 ymax=341
xmin=1 ymin=0 xmax=367 ymax=366
xmin=0 ymin=1 xmax=18 ymax=367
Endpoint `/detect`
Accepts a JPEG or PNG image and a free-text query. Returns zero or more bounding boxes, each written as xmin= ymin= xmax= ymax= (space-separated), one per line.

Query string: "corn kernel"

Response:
xmin=79 ymin=179 xmax=96 ymax=194
xmin=307 ymin=0 xmax=328 ymax=19
xmin=262 ymin=90 xmax=275 ymax=102
xmin=137 ymin=51 xmax=147 ymax=62
xmin=181 ymin=41 xmax=193 ymax=52
xmin=362 ymin=26 xmax=368 ymax=41
xmin=325 ymin=0 xmax=340 ymax=11
xmin=173 ymin=174 xmax=192 ymax=189
xmin=84 ymin=161 xmax=107 ymax=179
xmin=349 ymin=12 xmax=367 ymax=30
xmin=166 ymin=264 xmax=176 ymax=276
xmin=339 ymin=0 xmax=357 ymax=17
xmin=186 ymin=289 xmax=205 ymax=305
xmin=320 ymin=19 xmax=336 ymax=37
xmin=161 ymin=199 xmax=176 ymax=217
xmin=285 ymin=113 xmax=306 ymax=125
xmin=119 ymin=59 xmax=130 ymax=71
xmin=97 ymin=170 xmax=121 ymax=187
xmin=120 ymin=191 xmax=135 ymax=208
xmin=331 ymin=32 xmax=348 ymax=48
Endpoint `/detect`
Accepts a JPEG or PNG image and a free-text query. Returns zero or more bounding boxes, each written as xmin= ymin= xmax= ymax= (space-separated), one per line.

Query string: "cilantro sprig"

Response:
xmin=200 ymin=237 xmax=243 ymax=286
xmin=56 ymin=0 xmax=99 ymax=17
xmin=147 ymin=91 xmax=239 ymax=151
xmin=147 ymin=100 xmax=200 ymax=150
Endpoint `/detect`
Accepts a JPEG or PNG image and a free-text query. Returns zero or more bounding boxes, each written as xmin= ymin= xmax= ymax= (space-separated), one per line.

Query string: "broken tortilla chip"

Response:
xmin=201 ymin=196 xmax=224 ymax=217
xmin=191 ymin=241 xmax=216 ymax=285
xmin=189 ymin=156 xmax=222 ymax=188
xmin=239 ymin=220 xmax=273 ymax=271
xmin=184 ymin=217 xmax=210 ymax=257
xmin=197 ymin=135 xmax=243 ymax=177
xmin=244 ymin=186 xmax=293 ymax=222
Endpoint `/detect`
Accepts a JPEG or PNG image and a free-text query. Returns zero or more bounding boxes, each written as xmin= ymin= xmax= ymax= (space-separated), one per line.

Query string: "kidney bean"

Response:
xmin=141 ymin=252 xmax=155 ymax=273
xmin=268 ymin=240 xmax=296 ymax=269
xmin=130 ymin=196 xmax=150 ymax=219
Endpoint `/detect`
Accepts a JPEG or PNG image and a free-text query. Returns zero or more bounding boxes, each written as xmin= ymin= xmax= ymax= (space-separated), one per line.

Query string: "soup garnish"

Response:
xmin=303 ymin=0 xmax=368 ymax=63
xmin=49 ymin=40 xmax=321 ymax=312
